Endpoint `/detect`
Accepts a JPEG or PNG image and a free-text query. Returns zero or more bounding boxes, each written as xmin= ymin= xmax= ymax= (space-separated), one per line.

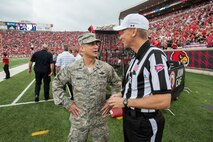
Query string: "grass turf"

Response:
xmin=0 ymin=70 xmax=212 ymax=142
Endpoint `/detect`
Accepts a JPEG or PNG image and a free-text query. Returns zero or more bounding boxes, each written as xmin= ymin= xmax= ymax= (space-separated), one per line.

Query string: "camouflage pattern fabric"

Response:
xmin=78 ymin=33 xmax=100 ymax=45
xmin=52 ymin=59 xmax=121 ymax=142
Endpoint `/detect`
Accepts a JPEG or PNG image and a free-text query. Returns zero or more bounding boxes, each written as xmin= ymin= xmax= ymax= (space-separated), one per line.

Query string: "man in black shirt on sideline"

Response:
xmin=29 ymin=44 xmax=54 ymax=102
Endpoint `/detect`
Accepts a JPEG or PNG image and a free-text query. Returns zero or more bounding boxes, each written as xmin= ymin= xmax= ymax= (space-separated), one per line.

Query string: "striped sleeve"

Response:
xmin=148 ymin=50 xmax=171 ymax=94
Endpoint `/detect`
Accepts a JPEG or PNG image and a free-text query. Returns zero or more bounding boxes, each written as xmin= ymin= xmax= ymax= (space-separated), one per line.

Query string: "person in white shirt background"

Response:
xmin=72 ymin=48 xmax=82 ymax=61
xmin=55 ymin=44 xmax=75 ymax=99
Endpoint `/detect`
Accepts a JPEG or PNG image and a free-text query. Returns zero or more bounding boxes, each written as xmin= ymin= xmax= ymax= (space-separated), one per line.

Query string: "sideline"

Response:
xmin=0 ymin=99 xmax=54 ymax=108
xmin=186 ymin=68 xmax=213 ymax=76
xmin=0 ymin=63 xmax=29 ymax=82
xmin=12 ymin=79 xmax=35 ymax=104
xmin=0 ymin=63 xmax=55 ymax=109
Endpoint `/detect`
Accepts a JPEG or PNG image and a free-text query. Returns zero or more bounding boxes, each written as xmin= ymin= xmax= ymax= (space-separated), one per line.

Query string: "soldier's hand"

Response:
xmin=68 ymin=102 xmax=80 ymax=118
xmin=100 ymin=101 xmax=111 ymax=117
xmin=48 ymin=72 xmax=53 ymax=76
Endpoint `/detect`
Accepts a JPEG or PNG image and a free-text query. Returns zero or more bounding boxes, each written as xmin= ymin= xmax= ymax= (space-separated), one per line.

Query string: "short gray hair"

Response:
xmin=137 ymin=29 xmax=149 ymax=40
xmin=42 ymin=44 xmax=48 ymax=50
xmin=63 ymin=45 xmax=68 ymax=51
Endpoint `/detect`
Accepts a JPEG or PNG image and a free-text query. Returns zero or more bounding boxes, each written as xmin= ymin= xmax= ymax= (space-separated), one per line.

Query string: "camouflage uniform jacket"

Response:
xmin=52 ymin=58 xmax=121 ymax=115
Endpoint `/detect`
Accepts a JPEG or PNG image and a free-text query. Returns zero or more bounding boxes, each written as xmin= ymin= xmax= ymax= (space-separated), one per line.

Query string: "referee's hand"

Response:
xmin=108 ymin=96 xmax=124 ymax=108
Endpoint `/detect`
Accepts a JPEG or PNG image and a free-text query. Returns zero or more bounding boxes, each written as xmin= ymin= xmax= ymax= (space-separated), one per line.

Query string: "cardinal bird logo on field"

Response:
xmin=170 ymin=51 xmax=189 ymax=66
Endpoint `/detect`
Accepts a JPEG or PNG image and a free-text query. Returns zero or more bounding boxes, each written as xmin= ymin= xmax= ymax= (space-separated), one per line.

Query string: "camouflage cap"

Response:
xmin=78 ymin=33 xmax=101 ymax=45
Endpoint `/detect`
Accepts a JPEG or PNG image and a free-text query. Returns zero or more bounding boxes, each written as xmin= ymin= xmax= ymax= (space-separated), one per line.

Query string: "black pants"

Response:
xmin=35 ymin=71 xmax=51 ymax=99
xmin=63 ymin=83 xmax=74 ymax=100
xmin=53 ymin=61 xmax=56 ymax=76
xmin=3 ymin=64 xmax=10 ymax=79
xmin=123 ymin=109 xmax=165 ymax=142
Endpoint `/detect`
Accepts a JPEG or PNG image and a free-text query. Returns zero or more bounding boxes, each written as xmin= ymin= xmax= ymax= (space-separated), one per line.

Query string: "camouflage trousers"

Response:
xmin=68 ymin=114 xmax=109 ymax=142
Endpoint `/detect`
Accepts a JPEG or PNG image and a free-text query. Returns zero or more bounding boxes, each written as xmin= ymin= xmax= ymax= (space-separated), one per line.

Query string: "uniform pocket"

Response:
xmin=73 ymin=75 xmax=87 ymax=91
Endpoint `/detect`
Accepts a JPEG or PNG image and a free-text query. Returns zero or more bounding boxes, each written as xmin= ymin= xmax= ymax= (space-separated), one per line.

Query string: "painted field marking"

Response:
xmin=12 ymin=79 xmax=35 ymax=104
xmin=0 ymin=99 xmax=53 ymax=108
xmin=116 ymin=116 xmax=123 ymax=120
xmin=32 ymin=130 xmax=49 ymax=136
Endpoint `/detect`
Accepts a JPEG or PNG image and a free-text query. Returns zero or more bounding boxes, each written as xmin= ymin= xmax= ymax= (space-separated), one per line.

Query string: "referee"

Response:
xmin=109 ymin=13 xmax=171 ymax=142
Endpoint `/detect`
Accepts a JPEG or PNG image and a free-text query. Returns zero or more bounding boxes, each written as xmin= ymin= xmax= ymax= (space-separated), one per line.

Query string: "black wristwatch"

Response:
xmin=123 ymin=98 xmax=128 ymax=108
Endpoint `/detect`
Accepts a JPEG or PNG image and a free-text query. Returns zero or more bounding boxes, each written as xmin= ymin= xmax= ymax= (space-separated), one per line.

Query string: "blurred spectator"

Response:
xmin=73 ymin=48 xmax=82 ymax=61
xmin=55 ymin=45 xmax=75 ymax=72
xmin=206 ymin=31 xmax=213 ymax=47
xmin=51 ymin=49 xmax=57 ymax=76
xmin=28 ymin=44 xmax=53 ymax=102
xmin=55 ymin=44 xmax=75 ymax=100
xmin=2 ymin=52 xmax=10 ymax=79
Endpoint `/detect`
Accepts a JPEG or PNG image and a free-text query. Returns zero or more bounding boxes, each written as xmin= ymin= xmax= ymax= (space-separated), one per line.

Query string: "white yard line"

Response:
xmin=0 ymin=99 xmax=53 ymax=108
xmin=11 ymin=79 xmax=35 ymax=104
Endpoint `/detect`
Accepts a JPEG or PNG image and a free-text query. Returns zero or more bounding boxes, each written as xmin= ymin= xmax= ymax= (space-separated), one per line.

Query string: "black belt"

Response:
xmin=123 ymin=108 xmax=159 ymax=118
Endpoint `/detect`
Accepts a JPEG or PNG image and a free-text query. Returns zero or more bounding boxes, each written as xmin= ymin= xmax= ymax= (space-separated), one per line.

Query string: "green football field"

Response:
xmin=0 ymin=61 xmax=212 ymax=142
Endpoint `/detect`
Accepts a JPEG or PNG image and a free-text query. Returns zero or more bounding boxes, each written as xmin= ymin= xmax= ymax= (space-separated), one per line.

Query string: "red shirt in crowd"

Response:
xmin=2 ymin=56 xmax=9 ymax=65
xmin=206 ymin=33 xmax=213 ymax=47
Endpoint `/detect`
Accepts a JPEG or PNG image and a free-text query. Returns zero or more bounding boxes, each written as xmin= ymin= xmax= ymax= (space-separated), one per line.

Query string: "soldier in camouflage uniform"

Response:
xmin=52 ymin=33 xmax=121 ymax=142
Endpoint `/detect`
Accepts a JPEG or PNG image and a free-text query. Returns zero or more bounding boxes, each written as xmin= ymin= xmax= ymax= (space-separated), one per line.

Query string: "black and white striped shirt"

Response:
xmin=122 ymin=41 xmax=171 ymax=113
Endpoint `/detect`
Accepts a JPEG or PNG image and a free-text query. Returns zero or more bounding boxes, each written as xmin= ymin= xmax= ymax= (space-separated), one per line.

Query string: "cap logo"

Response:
xmin=130 ymin=24 xmax=135 ymax=27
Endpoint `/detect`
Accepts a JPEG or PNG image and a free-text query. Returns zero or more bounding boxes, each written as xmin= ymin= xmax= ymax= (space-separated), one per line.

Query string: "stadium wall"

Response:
xmin=164 ymin=48 xmax=213 ymax=71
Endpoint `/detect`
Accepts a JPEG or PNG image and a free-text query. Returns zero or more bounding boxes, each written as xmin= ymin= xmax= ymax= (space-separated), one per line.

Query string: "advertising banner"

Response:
xmin=6 ymin=22 xmax=17 ymax=30
xmin=165 ymin=49 xmax=213 ymax=70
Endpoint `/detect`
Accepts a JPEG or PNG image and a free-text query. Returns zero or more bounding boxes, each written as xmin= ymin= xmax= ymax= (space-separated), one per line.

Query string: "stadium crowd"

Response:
xmin=0 ymin=31 xmax=83 ymax=57
xmin=0 ymin=1 xmax=212 ymax=59
xmin=149 ymin=2 xmax=213 ymax=49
